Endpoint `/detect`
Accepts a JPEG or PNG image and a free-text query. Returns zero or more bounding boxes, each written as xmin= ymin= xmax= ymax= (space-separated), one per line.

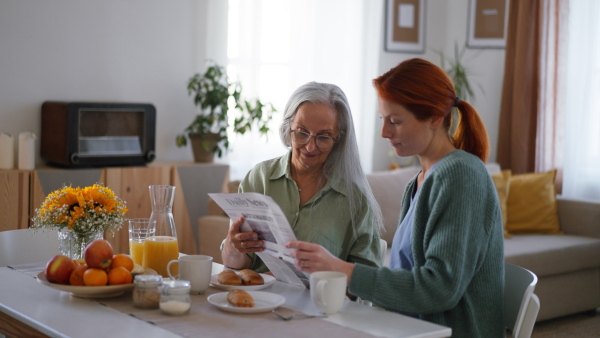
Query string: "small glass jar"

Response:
xmin=133 ymin=274 xmax=162 ymax=309
xmin=160 ymin=280 xmax=191 ymax=316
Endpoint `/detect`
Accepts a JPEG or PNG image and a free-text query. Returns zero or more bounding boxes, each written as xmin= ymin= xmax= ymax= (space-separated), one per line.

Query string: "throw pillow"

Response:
xmin=491 ymin=170 xmax=512 ymax=238
xmin=506 ymin=169 xmax=562 ymax=234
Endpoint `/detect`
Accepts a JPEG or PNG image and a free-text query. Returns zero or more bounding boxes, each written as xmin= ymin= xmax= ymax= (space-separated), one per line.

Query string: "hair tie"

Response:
xmin=454 ymin=96 xmax=460 ymax=107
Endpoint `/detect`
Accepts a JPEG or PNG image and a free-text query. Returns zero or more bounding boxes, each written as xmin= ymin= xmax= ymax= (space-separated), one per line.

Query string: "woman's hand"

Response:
xmin=286 ymin=240 xmax=355 ymax=280
xmin=221 ymin=216 xmax=264 ymax=269
xmin=227 ymin=216 xmax=265 ymax=253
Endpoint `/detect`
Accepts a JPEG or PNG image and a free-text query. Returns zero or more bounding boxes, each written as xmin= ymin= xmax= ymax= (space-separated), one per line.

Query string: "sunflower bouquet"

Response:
xmin=32 ymin=184 xmax=128 ymax=239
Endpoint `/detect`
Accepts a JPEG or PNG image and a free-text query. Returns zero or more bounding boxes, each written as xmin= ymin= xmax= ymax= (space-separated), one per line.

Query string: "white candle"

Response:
xmin=0 ymin=133 xmax=14 ymax=169
xmin=18 ymin=132 xmax=36 ymax=170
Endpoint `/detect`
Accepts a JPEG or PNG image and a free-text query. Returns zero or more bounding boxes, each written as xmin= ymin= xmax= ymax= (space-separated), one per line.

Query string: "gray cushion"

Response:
xmin=504 ymin=234 xmax=600 ymax=277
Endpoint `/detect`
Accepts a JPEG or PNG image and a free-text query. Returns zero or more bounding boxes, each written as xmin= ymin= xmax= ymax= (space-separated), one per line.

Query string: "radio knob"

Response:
xmin=70 ymin=153 xmax=80 ymax=164
xmin=145 ymin=150 xmax=156 ymax=163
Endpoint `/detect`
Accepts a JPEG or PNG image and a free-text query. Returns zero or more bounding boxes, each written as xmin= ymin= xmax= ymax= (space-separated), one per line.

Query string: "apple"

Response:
xmin=45 ymin=255 xmax=76 ymax=285
xmin=84 ymin=239 xmax=114 ymax=269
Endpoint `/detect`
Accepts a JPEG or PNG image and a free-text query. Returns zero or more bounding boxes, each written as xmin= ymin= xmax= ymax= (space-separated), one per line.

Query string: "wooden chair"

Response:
xmin=0 ymin=229 xmax=59 ymax=266
xmin=505 ymin=263 xmax=541 ymax=338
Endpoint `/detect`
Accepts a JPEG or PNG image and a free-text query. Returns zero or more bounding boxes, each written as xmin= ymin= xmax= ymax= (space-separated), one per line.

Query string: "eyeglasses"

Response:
xmin=290 ymin=130 xmax=338 ymax=149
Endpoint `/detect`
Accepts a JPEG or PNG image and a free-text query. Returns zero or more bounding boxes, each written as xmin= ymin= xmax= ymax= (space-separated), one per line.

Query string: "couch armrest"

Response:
xmin=557 ymin=196 xmax=600 ymax=238
xmin=198 ymin=215 xmax=230 ymax=264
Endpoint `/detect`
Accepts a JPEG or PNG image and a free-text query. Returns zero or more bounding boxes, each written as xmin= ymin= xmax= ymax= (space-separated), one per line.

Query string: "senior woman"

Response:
xmin=221 ymin=81 xmax=383 ymax=272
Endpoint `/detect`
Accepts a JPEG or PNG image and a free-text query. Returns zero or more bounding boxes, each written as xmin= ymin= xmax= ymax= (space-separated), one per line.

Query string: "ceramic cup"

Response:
xmin=310 ymin=271 xmax=347 ymax=315
xmin=167 ymin=255 xmax=213 ymax=294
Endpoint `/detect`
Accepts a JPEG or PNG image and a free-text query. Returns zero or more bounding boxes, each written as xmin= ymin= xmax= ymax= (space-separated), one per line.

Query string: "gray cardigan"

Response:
xmin=349 ymin=150 xmax=505 ymax=337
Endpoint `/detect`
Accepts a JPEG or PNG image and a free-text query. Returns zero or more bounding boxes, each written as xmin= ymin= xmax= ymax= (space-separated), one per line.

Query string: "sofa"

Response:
xmin=366 ymin=164 xmax=600 ymax=322
xmin=198 ymin=165 xmax=600 ymax=322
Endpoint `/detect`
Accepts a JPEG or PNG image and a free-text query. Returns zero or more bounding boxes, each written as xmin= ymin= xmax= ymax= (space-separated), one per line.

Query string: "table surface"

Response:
xmin=0 ymin=263 xmax=451 ymax=338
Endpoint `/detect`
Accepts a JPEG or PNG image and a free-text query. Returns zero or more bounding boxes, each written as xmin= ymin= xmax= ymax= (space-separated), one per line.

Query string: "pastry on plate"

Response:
xmin=218 ymin=270 xmax=242 ymax=285
xmin=227 ymin=289 xmax=254 ymax=307
xmin=239 ymin=269 xmax=264 ymax=285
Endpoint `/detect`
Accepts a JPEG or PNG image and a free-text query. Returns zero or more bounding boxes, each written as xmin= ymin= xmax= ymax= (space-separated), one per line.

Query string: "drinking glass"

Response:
xmin=128 ymin=218 xmax=155 ymax=266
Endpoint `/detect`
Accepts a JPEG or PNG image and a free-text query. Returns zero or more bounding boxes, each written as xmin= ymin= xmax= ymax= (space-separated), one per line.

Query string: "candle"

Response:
xmin=18 ymin=132 xmax=36 ymax=170
xmin=0 ymin=133 xmax=14 ymax=169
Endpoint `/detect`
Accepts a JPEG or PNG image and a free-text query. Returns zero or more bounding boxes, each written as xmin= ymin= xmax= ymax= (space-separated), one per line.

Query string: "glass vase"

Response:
xmin=58 ymin=229 xmax=104 ymax=260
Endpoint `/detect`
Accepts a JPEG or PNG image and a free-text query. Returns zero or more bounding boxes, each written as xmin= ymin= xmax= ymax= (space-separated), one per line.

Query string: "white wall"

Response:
xmin=0 ymin=0 xmax=227 ymax=167
xmin=371 ymin=0 xmax=505 ymax=171
xmin=0 ymin=0 xmax=504 ymax=172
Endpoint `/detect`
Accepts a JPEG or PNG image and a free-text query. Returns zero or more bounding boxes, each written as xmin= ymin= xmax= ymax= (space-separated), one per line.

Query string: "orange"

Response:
xmin=83 ymin=268 xmax=108 ymax=286
xmin=108 ymin=266 xmax=133 ymax=285
xmin=111 ymin=254 xmax=134 ymax=272
xmin=69 ymin=264 xmax=88 ymax=286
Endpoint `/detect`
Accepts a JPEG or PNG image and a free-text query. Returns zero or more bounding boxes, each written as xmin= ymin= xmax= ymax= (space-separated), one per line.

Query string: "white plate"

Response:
xmin=210 ymin=273 xmax=276 ymax=291
xmin=207 ymin=291 xmax=285 ymax=313
xmin=36 ymin=267 xmax=158 ymax=298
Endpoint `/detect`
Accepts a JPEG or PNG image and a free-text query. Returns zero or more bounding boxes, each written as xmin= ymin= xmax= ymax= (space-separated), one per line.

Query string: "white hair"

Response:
xmin=279 ymin=82 xmax=383 ymax=235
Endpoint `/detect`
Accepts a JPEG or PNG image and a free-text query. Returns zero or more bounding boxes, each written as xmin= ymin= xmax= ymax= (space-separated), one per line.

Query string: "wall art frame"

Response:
xmin=467 ymin=0 xmax=509 ymax=48
xmin=384 ymin=0 xmax=426 ymax=53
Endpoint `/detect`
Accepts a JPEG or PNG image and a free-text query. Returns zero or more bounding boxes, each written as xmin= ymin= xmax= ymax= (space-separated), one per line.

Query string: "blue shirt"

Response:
xmin=389 ymin=162 xmax=439 ymax=270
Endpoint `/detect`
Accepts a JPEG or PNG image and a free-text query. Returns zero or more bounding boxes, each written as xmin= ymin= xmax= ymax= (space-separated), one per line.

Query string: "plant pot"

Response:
xmin=189 ymin=133 xmax=219 ymax=163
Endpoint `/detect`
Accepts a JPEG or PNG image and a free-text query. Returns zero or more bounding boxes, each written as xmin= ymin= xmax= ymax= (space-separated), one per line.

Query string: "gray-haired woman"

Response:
xmin=221 ymin=81 xmax=383 ymax=272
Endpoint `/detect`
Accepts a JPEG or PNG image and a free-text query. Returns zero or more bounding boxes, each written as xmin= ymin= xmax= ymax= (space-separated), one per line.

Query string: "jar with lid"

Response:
xmin=133 ymin=274 xmax=162 ymax=309
xmin=160 ymin=280 xmax=191 ymax=315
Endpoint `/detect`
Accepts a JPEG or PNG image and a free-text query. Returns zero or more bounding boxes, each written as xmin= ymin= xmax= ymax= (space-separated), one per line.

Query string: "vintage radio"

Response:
xmin=41 ymin=101 xmax=156 ymax=168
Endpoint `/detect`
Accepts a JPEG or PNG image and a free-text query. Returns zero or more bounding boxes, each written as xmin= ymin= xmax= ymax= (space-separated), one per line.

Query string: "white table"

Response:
xmin=0 ymin=264 xmax=451 ymax=338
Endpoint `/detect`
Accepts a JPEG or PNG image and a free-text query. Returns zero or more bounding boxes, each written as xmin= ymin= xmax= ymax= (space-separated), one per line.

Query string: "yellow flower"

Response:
xmin=32 ymin=184 xmax=128 ymax=238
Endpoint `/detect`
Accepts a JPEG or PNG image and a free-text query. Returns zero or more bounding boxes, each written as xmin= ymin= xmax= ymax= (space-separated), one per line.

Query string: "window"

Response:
xmin=225 ymin=0 xmax=380 ymax=180
xmin=561 ymin=0 xmax=600 ymax=201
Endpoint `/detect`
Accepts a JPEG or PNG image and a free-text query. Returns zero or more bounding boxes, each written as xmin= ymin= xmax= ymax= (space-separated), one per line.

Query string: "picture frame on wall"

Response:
xmin=467 ymin=0 xmax=509 ymax=48
xmin=384 ymin=0 xmax=426 ymax=53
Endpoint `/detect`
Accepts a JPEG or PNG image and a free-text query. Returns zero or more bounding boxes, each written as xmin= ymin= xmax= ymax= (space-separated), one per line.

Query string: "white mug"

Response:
xmin=310 ymin=271 xmax=347 ymax=315
xmin=167 ymin=255 xmax=213 ymax=294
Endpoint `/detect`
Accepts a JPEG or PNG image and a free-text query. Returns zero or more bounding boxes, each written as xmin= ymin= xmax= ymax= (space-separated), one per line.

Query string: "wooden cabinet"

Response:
xmin=0 ymin=162 xmax=229 ymax=255
xmin=0 ymin=170 xmax=30 ymax=231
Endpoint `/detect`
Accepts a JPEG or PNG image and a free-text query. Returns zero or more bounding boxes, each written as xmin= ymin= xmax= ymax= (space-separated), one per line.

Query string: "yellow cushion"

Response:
xmin=491 ymin=170 xmax=512 ymax=238
xmin=506 ymin=170 xmax=562 ymax=234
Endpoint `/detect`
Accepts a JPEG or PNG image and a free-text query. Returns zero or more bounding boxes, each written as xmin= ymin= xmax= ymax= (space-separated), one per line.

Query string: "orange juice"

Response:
xmin=143 ymin=236 xmax=179 ymax=277
xmin=129 ymin=240 xmax=145 ymax=265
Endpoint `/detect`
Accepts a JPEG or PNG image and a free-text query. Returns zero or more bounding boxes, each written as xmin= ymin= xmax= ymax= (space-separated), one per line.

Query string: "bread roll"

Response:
xmin=239 ymin=269 xmax=264 ymax=285
xmin=227 ymin=289 xmax=254 ymax=307
xmin=218 ymin=270 xmax=242 ymax=285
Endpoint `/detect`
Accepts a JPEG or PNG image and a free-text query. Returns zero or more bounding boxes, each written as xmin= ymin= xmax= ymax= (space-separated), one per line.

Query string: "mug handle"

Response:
xmin=166 ymin=260 xmax=179 ymax=280
xmin=316 ymin=279 xmax=328 ymax=308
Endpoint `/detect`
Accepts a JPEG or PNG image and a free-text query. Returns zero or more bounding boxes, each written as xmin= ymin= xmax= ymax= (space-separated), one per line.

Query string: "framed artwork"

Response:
xmin=384 ymin=0 xmax=426 ymax=53
xmin=467 ymin=0 xmax=509 ymax=48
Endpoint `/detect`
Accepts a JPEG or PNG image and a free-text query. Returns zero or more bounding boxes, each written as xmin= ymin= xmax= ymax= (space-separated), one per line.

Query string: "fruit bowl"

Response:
xmin=36 ymin=267 xmax=158 ymax=298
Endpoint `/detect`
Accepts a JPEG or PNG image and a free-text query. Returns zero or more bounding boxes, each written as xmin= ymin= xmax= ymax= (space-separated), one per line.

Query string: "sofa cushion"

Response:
xmin=506 ymin=170 xmax=562 ymax=235
xmin=491 ymin=170 xmax=512 ymax=238
xmin=504 ymin=234 xmax=600 ymax=277
xmin=366 ymin=166 xmax=421 ymax=245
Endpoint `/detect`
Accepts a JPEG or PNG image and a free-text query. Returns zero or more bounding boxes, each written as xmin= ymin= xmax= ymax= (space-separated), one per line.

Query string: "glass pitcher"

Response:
xmin=144 ymin=185 xmax=180 ymax=277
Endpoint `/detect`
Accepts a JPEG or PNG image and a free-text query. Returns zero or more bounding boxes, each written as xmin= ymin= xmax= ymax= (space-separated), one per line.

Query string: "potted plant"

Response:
xmin=176 ymin=62 xmax=276 ymax=162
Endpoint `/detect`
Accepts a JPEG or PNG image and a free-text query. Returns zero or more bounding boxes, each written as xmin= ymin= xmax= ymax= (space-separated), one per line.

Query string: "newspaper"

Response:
xmin=208 ymin=192 xmax=310 ymax=288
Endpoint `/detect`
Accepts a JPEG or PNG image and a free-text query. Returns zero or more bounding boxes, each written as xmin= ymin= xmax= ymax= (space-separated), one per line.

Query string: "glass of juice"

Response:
xmin=143 ymin=236 xmax=179 ymax=277
xmin=128 ymin=218 xmax=156 ymax=266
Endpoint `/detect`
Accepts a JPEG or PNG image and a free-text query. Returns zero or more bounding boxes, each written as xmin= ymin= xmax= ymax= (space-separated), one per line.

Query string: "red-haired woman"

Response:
xmin=287 ymin=58 xmax=504 ymax=337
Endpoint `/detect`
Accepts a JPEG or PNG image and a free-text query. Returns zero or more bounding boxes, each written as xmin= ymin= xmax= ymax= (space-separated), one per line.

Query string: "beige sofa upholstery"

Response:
xmin=366 ymin=165 xmax=600 ymax=322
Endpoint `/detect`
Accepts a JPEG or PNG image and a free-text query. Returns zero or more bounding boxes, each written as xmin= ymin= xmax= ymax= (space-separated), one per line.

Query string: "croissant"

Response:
xmin=227 ymin=289 xmax=255 ymax=307
xmin=218 ymin=270 xmax=242 ymax=285
xmin=239 ymin=269 xmax=264 ymax=285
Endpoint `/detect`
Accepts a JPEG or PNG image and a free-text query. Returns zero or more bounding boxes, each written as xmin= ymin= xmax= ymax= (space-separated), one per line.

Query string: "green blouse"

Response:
xmin=239 ymin=151 xmax=382 ymax=273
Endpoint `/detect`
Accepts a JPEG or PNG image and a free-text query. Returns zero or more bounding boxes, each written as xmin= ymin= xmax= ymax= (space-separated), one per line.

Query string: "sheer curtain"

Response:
xmin=561 ymin=1 xmax=600 ymax=201
xmin=224 ymin=0 xmax=381 ymax=181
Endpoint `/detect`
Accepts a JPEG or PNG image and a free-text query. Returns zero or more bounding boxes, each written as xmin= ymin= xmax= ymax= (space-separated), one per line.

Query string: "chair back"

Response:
xmin=505 ymin=263 xmax=540 ymax=338
xmin=0 ymin=229 xmax=59 ymax=266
